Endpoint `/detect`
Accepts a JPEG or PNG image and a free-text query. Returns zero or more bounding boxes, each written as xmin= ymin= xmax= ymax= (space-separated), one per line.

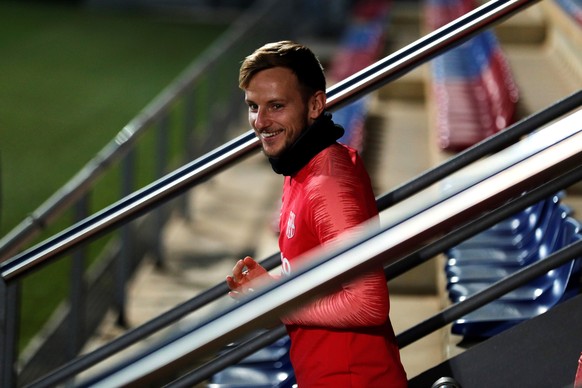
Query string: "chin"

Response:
xmin=262 ymin=144 xmax=284 ymax=158
xmin=261 ymin=147 xmax=275 ymax=158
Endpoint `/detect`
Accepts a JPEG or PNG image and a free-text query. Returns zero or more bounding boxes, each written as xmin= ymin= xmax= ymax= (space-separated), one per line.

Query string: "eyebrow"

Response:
xmin=245 ymin=98 xmax=286 ymax=105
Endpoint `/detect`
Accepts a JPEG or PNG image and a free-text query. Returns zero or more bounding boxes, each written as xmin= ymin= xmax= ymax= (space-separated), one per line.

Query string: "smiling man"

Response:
xmin=244 ymin=66 xmax=319 ymax=158
xmin=226 ymin=41 xmax=407 ymax=387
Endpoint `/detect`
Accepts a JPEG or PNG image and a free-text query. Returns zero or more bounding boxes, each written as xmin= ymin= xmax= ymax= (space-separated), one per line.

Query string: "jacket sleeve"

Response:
xmin=282 ymin=167 xmax=389 ymax=328
xmin=281 ymin=268 xmax=389 ymax=327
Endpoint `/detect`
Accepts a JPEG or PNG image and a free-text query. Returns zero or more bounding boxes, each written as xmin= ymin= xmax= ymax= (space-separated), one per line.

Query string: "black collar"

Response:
xmin=268 ymin=112 xmax=345 ymax=176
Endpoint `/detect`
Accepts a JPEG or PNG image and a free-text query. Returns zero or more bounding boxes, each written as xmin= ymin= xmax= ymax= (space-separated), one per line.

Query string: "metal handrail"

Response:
xmin=325 ymin=0 xmax=540 ymax=110
xmin=25 ymin=90 xmax=582 ymax=388
xmin=77 ymin=114 xmax=582 ymax=387
xmin=14 ymin=0 xmax=580 ymax=384
xmin=1 ymin=0 xmax=542 ymax=282
xmin=159 ymin=154 xmax=582 ymax=388
xmin=378 ymin=89 xmax=582 ymax=209
xmin=0 ymin=0 xmax=283 ymax=261
xmin=397 ymin=238 xmax=582 ymax=348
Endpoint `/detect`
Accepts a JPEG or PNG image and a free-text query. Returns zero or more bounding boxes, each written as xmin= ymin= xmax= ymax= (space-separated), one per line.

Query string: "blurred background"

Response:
xmin=1 ymin=0 xmax=581 ymax=386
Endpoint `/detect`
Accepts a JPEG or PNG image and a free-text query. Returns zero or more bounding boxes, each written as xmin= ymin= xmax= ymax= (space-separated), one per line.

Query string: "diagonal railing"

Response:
xmin=12 ymin=2 xmax=576 ymax=384
xmin=75 ymin=109 xmax=582 ymax=387
xmin=8 ymin=0 xmax=582 ymax=386
xmin=1 ymin=0 xmax=543 ymax=281
xmin=26 ymin=90 xmax=582 ymax=388
xmin=0 ymin=0 xmax=298 ymax=385
xmin=0 ymin=0 xmax=292 ymax=263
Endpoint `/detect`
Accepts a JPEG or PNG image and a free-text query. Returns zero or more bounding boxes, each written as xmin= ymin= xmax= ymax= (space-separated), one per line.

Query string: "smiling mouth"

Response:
xmin=260 ymin=129 xmax=283 ymax=139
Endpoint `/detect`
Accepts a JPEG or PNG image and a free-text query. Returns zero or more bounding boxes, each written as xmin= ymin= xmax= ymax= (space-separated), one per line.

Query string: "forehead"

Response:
xmin=244 ymin=67 xmax=303 ymax=102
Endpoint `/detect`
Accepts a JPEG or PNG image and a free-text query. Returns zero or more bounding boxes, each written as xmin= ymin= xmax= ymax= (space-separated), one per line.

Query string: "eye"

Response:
xmin=247 ymin=103 xmax=258 ymax=112
xmin=272 ymin=103 xmax=283 ymax=110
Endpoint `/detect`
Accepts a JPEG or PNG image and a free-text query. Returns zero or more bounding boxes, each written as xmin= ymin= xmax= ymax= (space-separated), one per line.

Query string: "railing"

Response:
xmin=75 ymin=107 xmax=582 ymax=387
xmin=0 ymin=0 xmax=290 ymax=263
xmin=3 ymin=0 xmax=575 ymax=385
xmin=23 ymin=89 xmax=582 ymax=388
xmin=0 ymin=0 xmax=300 ymax=385
xmin=1 ymin=0 xmax=544 ymax=280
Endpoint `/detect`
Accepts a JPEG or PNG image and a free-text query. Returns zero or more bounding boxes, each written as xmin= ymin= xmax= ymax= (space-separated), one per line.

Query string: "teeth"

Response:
xmin=261 ymin=131 xmax=280 ymax=138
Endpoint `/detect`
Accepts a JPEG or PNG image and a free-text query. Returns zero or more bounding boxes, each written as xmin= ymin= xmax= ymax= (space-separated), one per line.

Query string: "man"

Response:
xmin=226 ymin=41 xmax=407 ymax=387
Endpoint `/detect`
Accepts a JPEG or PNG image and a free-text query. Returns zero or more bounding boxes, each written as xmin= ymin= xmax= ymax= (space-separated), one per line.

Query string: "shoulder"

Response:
xmin=308 ymin=143 xmax=361 ymax=177
xmin=299 ymin=143 xmax=372 ymax=199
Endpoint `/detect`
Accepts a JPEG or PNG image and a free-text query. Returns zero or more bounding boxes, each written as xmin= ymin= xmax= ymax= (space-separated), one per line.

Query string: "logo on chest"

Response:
xmin=286 ymin=211 xmax=296 ymax=239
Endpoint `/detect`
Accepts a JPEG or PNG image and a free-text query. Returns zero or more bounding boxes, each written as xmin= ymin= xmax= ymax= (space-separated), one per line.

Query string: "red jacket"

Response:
xmin=278 ymin=143 xmax=407 ymax=387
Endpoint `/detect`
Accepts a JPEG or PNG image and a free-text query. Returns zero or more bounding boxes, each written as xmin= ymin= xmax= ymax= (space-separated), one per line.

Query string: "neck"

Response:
xmin=268 ymin=112 xmax=344 ymax=176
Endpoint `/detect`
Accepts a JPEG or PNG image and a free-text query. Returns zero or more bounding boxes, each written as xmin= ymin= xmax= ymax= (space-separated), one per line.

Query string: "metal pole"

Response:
xmin=1 ymin=130 xmax=260 ymax=282
xmin=117 ymin=150 xmax=136 ymax=328
xmin=166 ymin=325 xmax=289 ymax=388
xmin=69 ymin=194 xmax=90 ymax=359
xmin=153 ymin=115 xmax=170 ymax=268
xmin=396 ymin=239 xmax=582 ymax=348
xmin=383 ymin=165 xmax=582 ymax=281
xmin=0 ymin=278 xmax=19 ymax=387
xmin=325 ymin=0 xmax=542 ymax=111
xmin=376 ymin=90 xmax=582 ymax=210
xmin=179 ymin=89 xmax=197 ymax=221
xmin=0 ymin=0 xmax=544 ymax=284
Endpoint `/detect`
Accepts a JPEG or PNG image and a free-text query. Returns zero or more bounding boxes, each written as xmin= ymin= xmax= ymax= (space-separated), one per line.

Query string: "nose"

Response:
xmin=252 ymin=108 xmax=270 ymax=130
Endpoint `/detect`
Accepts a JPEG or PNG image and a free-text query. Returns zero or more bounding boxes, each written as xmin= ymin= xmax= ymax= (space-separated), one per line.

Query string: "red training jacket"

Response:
xmin=278 ymin=143 xmax=407 ymax=387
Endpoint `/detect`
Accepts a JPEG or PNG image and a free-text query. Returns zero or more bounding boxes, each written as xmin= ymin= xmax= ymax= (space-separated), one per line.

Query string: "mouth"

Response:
xmin=259 ymin=129 xmax=283 ymax=139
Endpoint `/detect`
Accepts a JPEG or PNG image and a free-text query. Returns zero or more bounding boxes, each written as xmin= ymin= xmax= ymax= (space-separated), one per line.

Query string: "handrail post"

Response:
xmin=153 ymin=115 xmax=170 ymax=268
xmin=0 ymin=278 xmax=19 ymax=387
xmin=69 ymin=193 xmax=90 ymax=359
xmin=117 ymin=149 xmax=136 ymax=328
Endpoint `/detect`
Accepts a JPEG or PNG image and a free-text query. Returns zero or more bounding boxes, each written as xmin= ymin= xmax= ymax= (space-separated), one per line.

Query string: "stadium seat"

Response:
xmin=450 ymin=218 xmax=582 ymax=338
xmin=424 ymin=0 xmax=519 ymax=151
xmin=448 ymin=217 xmax=582 ymax=302
xmin=446 ymin=199 xmax=567 ymax=268
xmin=452 ymin=199 xmax=547 ymax=249
xmin=209 ymin=336 xmax=295 ymax=388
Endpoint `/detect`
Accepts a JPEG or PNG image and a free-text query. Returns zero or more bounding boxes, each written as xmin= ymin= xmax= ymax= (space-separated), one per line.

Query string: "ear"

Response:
xmin=308 ymin=90 xmax=326 ymax=120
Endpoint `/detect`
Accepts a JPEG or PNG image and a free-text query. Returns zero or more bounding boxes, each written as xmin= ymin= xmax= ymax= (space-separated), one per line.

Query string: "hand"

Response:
xmin=226 ymin=256 xmax=268 ymax=299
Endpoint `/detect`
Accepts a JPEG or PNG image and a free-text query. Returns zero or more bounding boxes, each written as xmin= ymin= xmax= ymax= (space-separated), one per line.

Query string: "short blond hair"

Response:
xmin=239 ymin=40 xmax=326 ymax=98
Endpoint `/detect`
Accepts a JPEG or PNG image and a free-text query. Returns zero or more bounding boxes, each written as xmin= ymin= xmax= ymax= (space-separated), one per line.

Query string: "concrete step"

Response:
xmin=80 ymin=152 xmax=283 ymax=374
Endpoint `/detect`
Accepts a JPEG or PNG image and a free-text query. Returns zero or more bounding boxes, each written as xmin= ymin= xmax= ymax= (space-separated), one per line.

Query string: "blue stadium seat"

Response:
xmin=451 ymin=199 xmax=548 ymax=250
xmin=449 ymin=212 xmax=582 ymax=338
xmin=446 ymin=200 xmax=567 ymax=269
xmin=209 ymin=336 xmax=295 ymax=387
xmin=448 ymin=217 xmax=582 ymax=303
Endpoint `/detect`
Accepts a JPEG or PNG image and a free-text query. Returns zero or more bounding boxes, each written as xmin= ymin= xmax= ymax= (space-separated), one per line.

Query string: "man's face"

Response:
xmin=244 ymin=67 xmax=323 ymax=158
